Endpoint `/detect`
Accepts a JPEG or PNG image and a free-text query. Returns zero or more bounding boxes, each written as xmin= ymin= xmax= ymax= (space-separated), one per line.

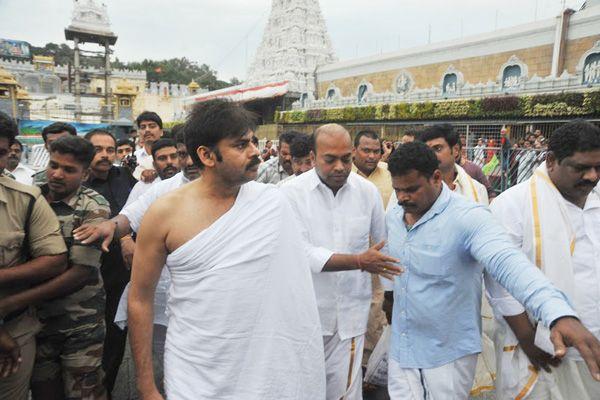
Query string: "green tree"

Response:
xmin=26 ymin=42 xmax=238 ymax=89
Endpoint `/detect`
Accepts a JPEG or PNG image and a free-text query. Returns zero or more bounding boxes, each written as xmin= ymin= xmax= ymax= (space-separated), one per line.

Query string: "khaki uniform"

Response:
xmin=32 ymin=184 xmax=110 ymax=400
xmin=352 ymin=162 xmax=393 ymax=367
xmin=0 ymin=176 xmax=67 ymax=400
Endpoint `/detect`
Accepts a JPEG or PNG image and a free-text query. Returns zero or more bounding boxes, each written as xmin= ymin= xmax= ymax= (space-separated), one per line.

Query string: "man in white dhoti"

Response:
xmin=282 ymin=124 xmax=402 ymax=400
xmin=73 ymin=132 xmax=201 ymax=394
xmin=127 ymin=99 xmax=325 ymax=400
xmin=383 ymin=142 xmax=600 ymax=400
xmin=486 ymin=120 xmax=600 ymax=399
xmin=417 ymin=125 xmax=495 ymax=397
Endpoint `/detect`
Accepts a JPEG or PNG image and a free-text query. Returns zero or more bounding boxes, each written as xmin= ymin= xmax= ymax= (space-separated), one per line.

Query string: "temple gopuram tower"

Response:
xmin=246 ymin=0 xmax=337 ymax=95
xmin=65 ymin=0 xmax=117 ymax=122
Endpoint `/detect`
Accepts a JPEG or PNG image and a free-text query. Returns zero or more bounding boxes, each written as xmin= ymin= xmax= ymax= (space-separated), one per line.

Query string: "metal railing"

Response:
xmin=464 ymin=146 xmax=547 ymax=194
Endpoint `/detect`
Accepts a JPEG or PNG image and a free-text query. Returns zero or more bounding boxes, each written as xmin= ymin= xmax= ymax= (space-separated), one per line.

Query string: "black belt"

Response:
xmin=4 ymin=307 xmax=27 ymax=323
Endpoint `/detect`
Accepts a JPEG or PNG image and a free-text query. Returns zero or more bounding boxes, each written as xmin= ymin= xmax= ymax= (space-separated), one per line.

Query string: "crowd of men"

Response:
xmin=0 ymin=100 xmax=599 ymax=400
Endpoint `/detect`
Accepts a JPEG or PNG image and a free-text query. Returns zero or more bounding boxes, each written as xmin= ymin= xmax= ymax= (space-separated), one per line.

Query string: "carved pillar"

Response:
xmin=104 ymin=38 xmax=112 ymax=121
xmin=74 ymin=37 xmax=81 ymax=122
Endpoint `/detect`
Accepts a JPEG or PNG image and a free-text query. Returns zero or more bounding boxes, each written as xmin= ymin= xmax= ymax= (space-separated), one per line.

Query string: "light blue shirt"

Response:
xmin=387 ymin=184 xmax=576 ymax=369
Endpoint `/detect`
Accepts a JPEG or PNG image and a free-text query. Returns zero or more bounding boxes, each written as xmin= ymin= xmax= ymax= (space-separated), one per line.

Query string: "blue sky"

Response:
xmin=0 ymin=0 xmax=586 ymax=81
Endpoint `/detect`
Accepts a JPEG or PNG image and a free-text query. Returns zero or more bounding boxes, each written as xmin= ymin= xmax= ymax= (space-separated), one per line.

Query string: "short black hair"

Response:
xmin=354 ymin=130 xmax=380 ymax=147
xmin=49 ymin=135 xmax=95 ymax=168
xmin=0 ymin=111 xmax=17 ymax=145
xmin=151 ymin=138 xmax=177 ymax=159
xmin=279 ymin=131 xmax=300 ymax=146
xmin=417 ymin=124 xmax=459 ymax=148
xmin=388 ymin=142 xmax=440 ymax=178
xmin=184 ymin=99 xmax=257 ymax=168
xmin=290 ymin=134 xmax=312 ymax=159
xmin=84 ymin=129 xmax=117 ymax=146
xmin=41 ymin=122 xmax=77 ymax=143
xmin=12 ymin=138 xmax=23 ymax=150
xmin=169 ymin=124 xmax=185 ymax=144
xmin=116 ymin=138 xmax=134 ymax=148
xmin=549 ymin=119 xmax=600 ymax=162
xmin=136 ymin=111 xmax=163 ymax=129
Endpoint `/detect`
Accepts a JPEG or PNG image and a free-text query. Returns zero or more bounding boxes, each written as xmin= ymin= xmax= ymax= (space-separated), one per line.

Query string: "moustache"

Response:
xmin=575 ymin=180 xmax=598 ymax=188
xmin=399 ymin=201 xmax=417 ymax=209
xmin=246 ymin=157 xmax=261 ymax=170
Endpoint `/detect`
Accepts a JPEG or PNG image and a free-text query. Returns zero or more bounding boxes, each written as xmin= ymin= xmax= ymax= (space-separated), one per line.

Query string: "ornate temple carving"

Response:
xmin=246 ymin=0 xmax=337 ymax=93
xmin=68 ymin=0 xmax=114 ymax=36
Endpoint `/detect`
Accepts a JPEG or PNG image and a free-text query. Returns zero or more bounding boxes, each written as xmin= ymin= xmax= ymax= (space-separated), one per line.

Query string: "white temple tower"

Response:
xmin=245 ymin=0 xmax=337 ymax=94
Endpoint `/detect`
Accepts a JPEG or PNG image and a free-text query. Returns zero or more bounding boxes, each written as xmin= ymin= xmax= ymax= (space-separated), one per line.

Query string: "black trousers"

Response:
xmin=101 ymin=247 xmax=131 ymax=398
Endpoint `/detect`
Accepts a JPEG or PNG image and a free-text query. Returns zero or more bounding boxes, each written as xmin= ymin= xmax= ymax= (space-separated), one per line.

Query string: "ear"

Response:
xmin=310 ymin=150 xmax=316 ymax=163
xmin=545 ymin=151 xmax=557 ymax=171
xmin=82 ymin=168 xmax=90 ymax=182
xmin=432 ymin=169 xmax=443 ymax=185
xmin=197 ymin=146 xmax=215 ymax=168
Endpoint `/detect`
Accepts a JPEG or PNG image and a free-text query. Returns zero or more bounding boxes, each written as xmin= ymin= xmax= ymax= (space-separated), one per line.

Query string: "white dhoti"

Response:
xmin=488 ymin=163 xmax=600 ymax=400
xmin=526 ymin=360 xmax=600 ymax=400
xmin=163 ymin=182 xmax=325 ymax=400
xmin=323 ymin=333 xmax=365 ymax=400
xmin=114 ymin=267 xmax=171 ymax=329
xmin=388 ymin=354 xmax=478 ymax=400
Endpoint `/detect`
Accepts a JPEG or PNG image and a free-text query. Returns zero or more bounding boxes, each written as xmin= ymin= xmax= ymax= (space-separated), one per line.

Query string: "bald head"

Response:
xmin=313 ymin=124 xmax=352 ymax=155
xmin=312 ymin=124 xmax=353 ymax=194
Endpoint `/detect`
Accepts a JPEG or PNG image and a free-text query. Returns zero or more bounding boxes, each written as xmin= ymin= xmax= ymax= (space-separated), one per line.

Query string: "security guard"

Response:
xmin=0 ymin=112 xmax=67 ymax=400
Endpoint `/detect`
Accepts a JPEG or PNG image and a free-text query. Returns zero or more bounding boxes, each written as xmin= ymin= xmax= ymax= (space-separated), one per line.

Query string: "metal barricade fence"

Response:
xmin=464 ymin=145 xmax=546 ymax=195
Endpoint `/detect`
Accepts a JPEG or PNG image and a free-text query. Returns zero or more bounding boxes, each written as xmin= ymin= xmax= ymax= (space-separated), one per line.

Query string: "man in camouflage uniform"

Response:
xmin=0 ymin=112 xmax=68 ymax=400
xmin=31 ymin=136 xmax=110 ymax=400
xmin=32 ymin=122 xmax=78 ymax=186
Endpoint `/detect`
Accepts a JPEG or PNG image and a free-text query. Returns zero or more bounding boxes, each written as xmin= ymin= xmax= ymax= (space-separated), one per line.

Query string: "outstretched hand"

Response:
xmin=357 ymin=241 xmax=403 ymax=281
xmin=73 ymin=220 xmax=116 ymax=252
xmin=550 ymin=317 xmax=600 ymax=380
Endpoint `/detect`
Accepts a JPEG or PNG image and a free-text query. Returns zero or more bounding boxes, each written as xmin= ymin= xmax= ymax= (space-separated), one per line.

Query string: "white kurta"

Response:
xmin=163 ymin=182 xmax=325 ymax=399
xmin=282 ymin=169 xmax=385 ymax=400
xmin=132 ymin=147 xmax=154 ymax=180
xmin=9 ymin=163 xmax=34 ymax=185
xmin=487 ymin=165 xmax=600 ymax=399
xmin=281 ymin=169 xmax=386 ymax=340
xmin=114 ymin=172 xmax=189 ymax=328
xmin=124 ymin=176 xmax=161 ymax=207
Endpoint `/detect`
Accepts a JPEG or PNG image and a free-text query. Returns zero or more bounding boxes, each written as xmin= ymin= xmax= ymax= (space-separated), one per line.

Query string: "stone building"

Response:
xmin=298 ymin=3 xmax=600 ymax=109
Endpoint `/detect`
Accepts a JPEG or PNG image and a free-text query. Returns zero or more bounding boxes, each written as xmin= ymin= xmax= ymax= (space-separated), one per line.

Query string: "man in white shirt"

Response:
xmin=6 ymin=139 xmax=34 ymax=185
xmin=132 ymin=111 xmax=164 ymax=181
xmin=282 ymin=123 xmax=402 ymax=400
xmin=125 ymin=138 xmax=180 ymax=206
xmin=487 ymin=120 xmax=600 ymax=399
xmin=277 ymin=133 xmax=314 ymax=187
xmin=256 ymin=131 xmax=297 ymax=184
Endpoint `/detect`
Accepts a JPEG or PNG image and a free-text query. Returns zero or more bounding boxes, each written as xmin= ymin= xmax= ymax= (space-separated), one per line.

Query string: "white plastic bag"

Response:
xmin=364 ymin=325 xmax=391 ymax=386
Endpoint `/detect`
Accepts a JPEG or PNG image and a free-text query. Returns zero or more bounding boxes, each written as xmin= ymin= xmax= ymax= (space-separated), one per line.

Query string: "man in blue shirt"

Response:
xmin=383 ymin=142 xmax=600 ymax=399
